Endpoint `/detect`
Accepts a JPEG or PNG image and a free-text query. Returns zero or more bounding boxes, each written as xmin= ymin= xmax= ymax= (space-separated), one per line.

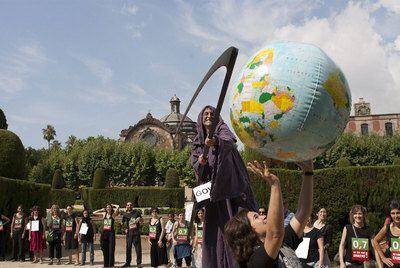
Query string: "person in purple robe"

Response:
xmin=191 ymin=105 xmax=258 ymax=268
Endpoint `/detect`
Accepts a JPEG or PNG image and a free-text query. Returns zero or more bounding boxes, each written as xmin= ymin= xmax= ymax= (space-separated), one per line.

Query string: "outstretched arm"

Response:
xmin=248 ymin=161 xmax=284 ymax=259
xmin=290 ymin=160 xmax=314 ymax=238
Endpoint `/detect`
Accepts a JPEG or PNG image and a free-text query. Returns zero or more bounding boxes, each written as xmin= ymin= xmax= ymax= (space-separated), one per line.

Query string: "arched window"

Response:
xmin=361 ymin=123 xmax=369 ymax=136
xmin=385 ymin=122 xmax=393 ymax=137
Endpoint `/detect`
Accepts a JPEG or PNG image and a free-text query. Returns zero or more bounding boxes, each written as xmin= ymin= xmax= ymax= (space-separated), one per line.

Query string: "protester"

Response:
xmin=11 ymin=205 xmax=26 ymax=262
xmin=258 ymin=207 xmax=267 ymax=216
xmin=191 ymin=105 xmax=258 ymax=268
xmin=192 ymin=208 xmax=205 ymax=268
xmin=76 ymin=209 xmax=96 ymax=266
xmin=93 ymin=203 xmax=119 ymax=267
xmin=47 ymin=204 xmax=63 ymax=265
xmin=224 ymin=160 xmax=314 ymax=268
xmin=22 ymin=208 xmax=34 ymax=261
xmin=29 ymin=206 xmax=46 ymax=264
xmin=121 ymin=201 xmax=142 ymax=268
xmin=314 ymin=207 xmax=333 ymax=267
xmin=148 ymin=207 xmax=168 ymax=268
xmin=298 ymin=214 xmax=324 ymax=267
xmin=172 ymin=211 xmax=192 ymax=267
xmin=339 ymin=205 xmax=381 ymax=268
xmin=373 ymin=200 xmax=400 ymax=268
xmin=0 ymin=209 xmax=10 ymax=261
xmin=165 ymin=211 xmax=176 ymax=266
xmin=64 ymin=205 xmax=79 ymax=265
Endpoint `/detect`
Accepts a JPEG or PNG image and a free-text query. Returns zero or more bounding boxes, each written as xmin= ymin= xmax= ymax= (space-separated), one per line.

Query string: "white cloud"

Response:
xmin=126 ymin=24 xmax=144 ymax=39
xmin=127 ymin=83 xmax=146 ymax=96
xmin=79 ymin=57 xmax=113 ymax=85
xmin=379 ymin=0 xmax=400 ymax=13
xmin=78 ymin=87 xmax=127 ymax=105
xmin=176 ymin=1 xmax=400 ymax=115
xmin=0 ymin=42 xmax=47 ymax=95
xmin=121 ymin=3 xmax=138 ymax=15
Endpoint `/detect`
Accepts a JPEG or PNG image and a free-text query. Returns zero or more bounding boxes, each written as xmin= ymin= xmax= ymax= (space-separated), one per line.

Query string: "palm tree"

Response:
xmin=65 ymin=135 xmax=77 ymax=151
xmin=42 ymin=124 xmax=56 ymax=150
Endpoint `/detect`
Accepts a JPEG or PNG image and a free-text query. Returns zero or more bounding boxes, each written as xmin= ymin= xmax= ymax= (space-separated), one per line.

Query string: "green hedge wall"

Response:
xmin=250 ymin=165 xmax=400 ymax=258
xmin=82 ymin=187 xmax=184 ymax=210
xmin=0 ymin=176 xmax=76 ymax=216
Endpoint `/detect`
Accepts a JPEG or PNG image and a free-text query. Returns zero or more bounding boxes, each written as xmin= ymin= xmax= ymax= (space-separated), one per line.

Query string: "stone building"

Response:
xmin=119 ymin=95 xmax=197 ymax=150
xmin=344 ymin=98 xmax=400 ymax=136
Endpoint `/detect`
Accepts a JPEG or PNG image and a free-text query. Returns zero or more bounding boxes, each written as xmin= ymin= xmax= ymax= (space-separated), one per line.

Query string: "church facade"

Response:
xmin=119 ymin=95 xmax=197 ymax=150
xmin=344 ymin=98 xmax=400 ymax=136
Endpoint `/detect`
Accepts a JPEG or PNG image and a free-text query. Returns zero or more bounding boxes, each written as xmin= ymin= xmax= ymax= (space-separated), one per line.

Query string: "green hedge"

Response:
xmin=0 ymin=176 xmax=76 ymax=216
xmin=82 ymin=187 xmax=184 ymax=210
xmin=250 ymin=165 xmax=400 ymax=258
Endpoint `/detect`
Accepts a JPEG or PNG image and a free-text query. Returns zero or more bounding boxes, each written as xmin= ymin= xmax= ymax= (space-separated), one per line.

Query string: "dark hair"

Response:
xmin=195 ymin=209 xmax=205 ymax=224
xmin=224 ymin=209 xmax=261 ymax=263
xmin=105 ymin=204 xmax=114 ymax=215
xmin=168 ymin=211 xmax=175 ymax=217
xmin=151 ymin=207 xmax=159 ymax=214
xmin=390 ymin=200 xmax=400 ymax=211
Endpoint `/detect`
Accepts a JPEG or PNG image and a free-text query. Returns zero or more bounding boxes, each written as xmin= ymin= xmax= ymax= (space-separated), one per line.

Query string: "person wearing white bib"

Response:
xmin=76 ymin=209 xmax=96 ymax=266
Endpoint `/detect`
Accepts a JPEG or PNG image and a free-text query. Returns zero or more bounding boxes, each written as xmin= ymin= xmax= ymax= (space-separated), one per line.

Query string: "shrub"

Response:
xmin=336 ymin=157 xmax=351 ymax=167
xmin=0 ymin=129 xmax=26 ymax=179
xmin=52 ymin=169 xmax=64 ymax=189
xmin=93 ymin=168 xmax=106 ymax=189
xmin=0 ymin=108 xmax=7 ymax=130
xmin=393 ymin=157 xmax=400 ymax=165
xmin=250 ymin=165 xmax=400 ymax=259
xmin=165 ymin=168 xmax=180 ymax=188
xmin=50 ymin=189 xmax=76 ymax=208
xmin=82 ymin=187 xmax=184 ymax=210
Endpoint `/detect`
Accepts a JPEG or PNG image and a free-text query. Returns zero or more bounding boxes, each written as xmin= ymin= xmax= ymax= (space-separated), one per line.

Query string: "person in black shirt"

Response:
xmin=121 ymin=201 xmax=143 ymax=268
xmin=339 ymin=205 xmax=381 ymax=268
xmin=298 ymin=214 xmax=324 ymax=267
xmin=224 ymin=160 xmax=315 ymax=268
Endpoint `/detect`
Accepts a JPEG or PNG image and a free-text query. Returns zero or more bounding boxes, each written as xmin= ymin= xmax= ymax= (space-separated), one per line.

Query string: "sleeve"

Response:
xmin=324 ymin=225 xmax=333 ymax=247
xmin=122 ymin=214 xmax=127 ymax=224
xmin=283 ymin=224 xmax=303 ymax=250
xmin=246 ymin=246 xmax=277 ymax=267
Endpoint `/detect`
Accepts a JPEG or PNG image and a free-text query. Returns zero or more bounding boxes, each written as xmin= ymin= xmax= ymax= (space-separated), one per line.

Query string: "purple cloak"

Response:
xmin=191 ymin=106 xmax=258 ymax=268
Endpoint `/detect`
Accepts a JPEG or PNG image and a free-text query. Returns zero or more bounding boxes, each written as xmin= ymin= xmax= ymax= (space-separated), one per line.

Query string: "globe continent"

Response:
xmin=230 ymin=41 xmax=351 ymax=162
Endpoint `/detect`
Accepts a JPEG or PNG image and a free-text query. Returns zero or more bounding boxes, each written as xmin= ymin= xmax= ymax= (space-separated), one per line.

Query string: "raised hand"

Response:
xmin=247 ymin=161 xmax=280 ymax=186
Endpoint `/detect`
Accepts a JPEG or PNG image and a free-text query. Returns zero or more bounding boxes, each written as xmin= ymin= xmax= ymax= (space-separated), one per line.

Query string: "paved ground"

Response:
xmin=0 ymin=235 xmax=158 ymax=268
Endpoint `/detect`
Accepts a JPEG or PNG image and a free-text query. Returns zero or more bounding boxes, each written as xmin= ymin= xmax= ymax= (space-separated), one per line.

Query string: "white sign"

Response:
xmin=185 ymin=202 xmax=194 ymax=222
xmin=31 ymin=220 xmax=39 ymax=232
xmin=295 ymin=237 xmax=310 ymax=259
xmin=79 ymin=223 xmax=89 ymax=235
xmin=193 ymin=182 xmax=212 ymax=202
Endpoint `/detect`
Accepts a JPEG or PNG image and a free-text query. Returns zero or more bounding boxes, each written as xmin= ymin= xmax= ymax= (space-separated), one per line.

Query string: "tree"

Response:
xmin=93 ymin=168 xmax=106 ymax=189
xmin=52 ymin=169 xmax=64 ymax=189
xmin=51 ymin=140 xmax=62 ymax=151
xmin=165 ymin=168 xmax=179 ymax=188
xmin=42 ymin=125 xmax=56 ymax=150
xmin=0 ymin=108 xmax=7 ymax=130
xmin=65 ymin=135 xmax=78 ymax=151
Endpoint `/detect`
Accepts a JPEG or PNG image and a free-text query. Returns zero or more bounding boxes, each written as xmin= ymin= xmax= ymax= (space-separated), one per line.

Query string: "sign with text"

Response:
xmin=193 ymin=182 xmax=212 ymax=202
xmin=391 ymin=238 xmax=400 ymax=264
xmin=351 ymin=237 xmax=370 ymax=262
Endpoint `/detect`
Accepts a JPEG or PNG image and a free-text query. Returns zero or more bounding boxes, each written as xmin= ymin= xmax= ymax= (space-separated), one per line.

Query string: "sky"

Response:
xmin=0 ymin=0 xmax=399 ymax=149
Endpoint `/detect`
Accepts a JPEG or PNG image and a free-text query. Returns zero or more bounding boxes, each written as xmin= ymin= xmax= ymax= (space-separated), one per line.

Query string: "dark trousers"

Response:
xmin=101 ymin=231 xmax=115 ymax=267
xmin=0 ymin=232 xmax=6 ymax=260
xmin=126 ymin=234 xmax=142 ymax=265
xmin=48 ymin=239 xmax=62 ymax=259
xmin=12 ymin=229 xmax=24 ymax=260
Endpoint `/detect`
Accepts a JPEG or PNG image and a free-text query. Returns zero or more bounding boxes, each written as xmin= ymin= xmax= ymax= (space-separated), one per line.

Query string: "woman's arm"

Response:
xmin=158 ymin=218 xmax=166 ymax=247
xmin=92 ymin=209 xmax=105 ymax=217
xmin=317 ymin=237 xmax=325 ymax=268
xmin=371 ymin=234 xmax=385 ymax=268
xmin=171 ymin=222 xmax=178 ymax=245
xmin=112 ymin=204 xmax=120 ymax=217
xmin=192 ymin=223 xmax=198 ymax=252
xmin=1 ymin=215 xmax=10 ymax=225
xmin=10 ymin=214 xmax=15 ymax=237
xmin=339 ymin=227 xmax=347 ymax=268
xmin=76 ymin=220 xmax=82 ymax=240
xmin=290 ymin=160 xmax=314 ymax=238
xmin=247 ymin=161 xmax=284 ymax=259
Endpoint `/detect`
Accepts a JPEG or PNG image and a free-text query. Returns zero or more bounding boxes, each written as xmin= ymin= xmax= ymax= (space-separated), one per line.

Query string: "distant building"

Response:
xmin=344 ymin=98 xmax=400 ymax=136
xmin=119 ymin=95 xmax=197 ymax=150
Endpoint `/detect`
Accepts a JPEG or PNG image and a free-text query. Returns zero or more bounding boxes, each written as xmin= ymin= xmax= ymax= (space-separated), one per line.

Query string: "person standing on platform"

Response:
xmin=191 ymin=106 xmax=258 ymax=268
xmin=121 ymin=201 xmax=143 ymax=268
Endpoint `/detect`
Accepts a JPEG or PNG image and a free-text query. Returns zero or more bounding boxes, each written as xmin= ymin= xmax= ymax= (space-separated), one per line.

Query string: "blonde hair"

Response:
xmin=51 ymin=204 xmax=60 ymax=217
xmin=349 ymin=205 xmax=368 ymax=225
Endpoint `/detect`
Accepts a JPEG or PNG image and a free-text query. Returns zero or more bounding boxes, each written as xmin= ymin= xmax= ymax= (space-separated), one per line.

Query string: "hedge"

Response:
xmin=0 ymin=176 xmax=76 ymax=216
xmin=82 ymin=187 xmax=184 ymax=210
xmin=250 ymin=165 xmax=400 ymax=258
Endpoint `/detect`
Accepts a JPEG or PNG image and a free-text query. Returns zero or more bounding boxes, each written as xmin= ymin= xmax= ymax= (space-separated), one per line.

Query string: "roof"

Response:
xmin=159 ymin=112 xmax=194 ymax=124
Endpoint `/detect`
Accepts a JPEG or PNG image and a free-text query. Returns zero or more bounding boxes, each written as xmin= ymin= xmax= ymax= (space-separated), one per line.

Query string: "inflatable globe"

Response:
xmin=230 ymin=41 xmax=351 ymax=162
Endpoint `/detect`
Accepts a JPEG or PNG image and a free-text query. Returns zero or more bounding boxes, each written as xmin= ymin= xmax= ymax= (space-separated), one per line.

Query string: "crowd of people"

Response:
xmin=0 ymin=202 xmax=206 ymax=267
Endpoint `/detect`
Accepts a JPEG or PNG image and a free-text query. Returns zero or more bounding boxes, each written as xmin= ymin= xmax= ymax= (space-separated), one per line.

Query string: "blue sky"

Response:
xmin=1 ymin=0 xmax=399 ymax=149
